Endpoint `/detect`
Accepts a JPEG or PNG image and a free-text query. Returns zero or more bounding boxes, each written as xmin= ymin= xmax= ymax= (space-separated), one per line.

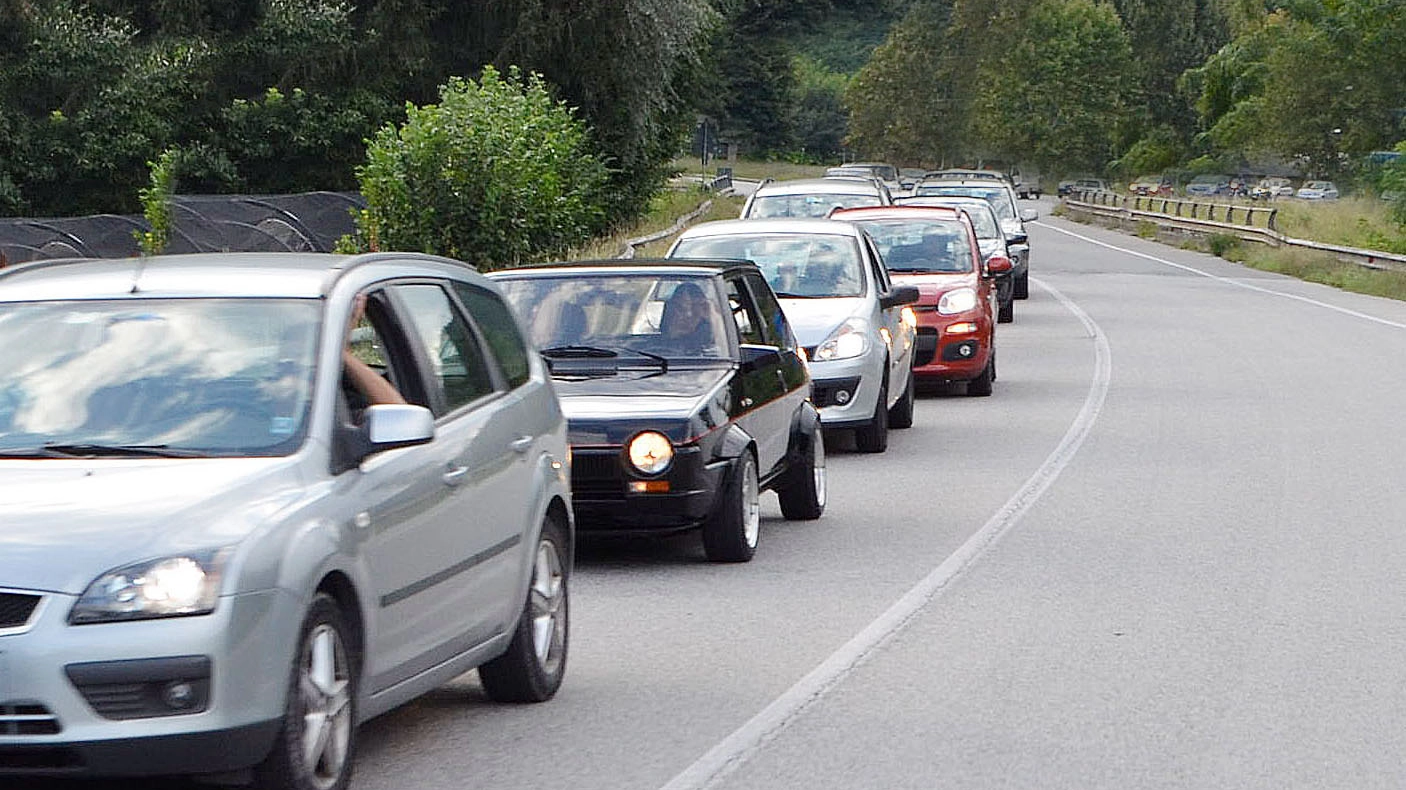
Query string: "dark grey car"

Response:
xmin=0 ymin=252 xmax=572 ymax=789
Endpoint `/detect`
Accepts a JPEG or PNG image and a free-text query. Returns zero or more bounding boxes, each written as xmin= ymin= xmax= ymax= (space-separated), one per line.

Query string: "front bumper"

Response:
xmin=803 ymin=353 xmax=884 ymax=428
xmin=911 ymin=315 xmax=990 ymax=382
xmin=570 ymin=445 xmax=729 ymax=532
xmin=0 ymin=587 xmax=299 ymax=777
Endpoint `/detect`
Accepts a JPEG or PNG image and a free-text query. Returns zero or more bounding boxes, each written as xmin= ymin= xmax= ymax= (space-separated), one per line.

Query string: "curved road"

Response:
xmin=18 ymin=208 xmax=1406 ymax=789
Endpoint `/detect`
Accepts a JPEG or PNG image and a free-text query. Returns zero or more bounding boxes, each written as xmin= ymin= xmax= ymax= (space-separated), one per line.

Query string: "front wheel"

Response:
xmin=888 ymin=368 xmax=915 ymax=429
xmin=479 ymin=512 xmax=570 ymax=702
xmin=854 ymin=378 xmax=889 ymax=453
xmin=967 ymin=354 xmax=994 ymax=397
xmin=255 ymin=594 xmax=358 ymax=790
xmin=703 ymin=451 xmax=760 ymax=562
xmin=777 ymin=427 xmax=826 ymax=520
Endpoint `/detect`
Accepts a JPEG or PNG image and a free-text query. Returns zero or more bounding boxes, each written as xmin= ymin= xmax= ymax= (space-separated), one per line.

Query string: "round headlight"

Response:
xmin=627 ymin=431 xmax=674 ymax=475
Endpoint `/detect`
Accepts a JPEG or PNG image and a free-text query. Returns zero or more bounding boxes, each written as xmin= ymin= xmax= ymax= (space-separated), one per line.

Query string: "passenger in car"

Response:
xmin=659 ymin=282 xmax=718 ymax=351
xmin=343 ymin=293 xmax=406 ymax=406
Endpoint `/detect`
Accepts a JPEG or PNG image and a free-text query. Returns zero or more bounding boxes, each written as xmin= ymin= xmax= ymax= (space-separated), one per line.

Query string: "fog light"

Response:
xmin=835 ymin=389 xmax=851 ymax=405
xmin=163 ymin=681 xmax=196 ymax=710
xmin=959 ymin=345 xmax=974 ymax=357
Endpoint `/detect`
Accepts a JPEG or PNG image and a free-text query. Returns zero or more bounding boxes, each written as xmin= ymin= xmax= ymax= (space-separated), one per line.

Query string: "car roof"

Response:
xmin=0 ymin=251 xmax=478 ymax=302
xmin=488 ymin=258 xmax=754 ymax=279
xmin=677 ymin=217 xmax=869 ymax=239
xmin=752 ymin=177 xmax=886 ymax=196
xmin=896 ymin=195 xmax=999 ymax=213
xmin=831 ymin=205 xmax=967 ymax=223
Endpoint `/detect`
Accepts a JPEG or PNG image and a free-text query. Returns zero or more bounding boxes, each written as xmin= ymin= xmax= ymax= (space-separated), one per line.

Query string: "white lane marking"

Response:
xmin=1040 ymin=222 xmax=1406 ymax=330
xmin=658 ymin=277 xmax=1111 ymax=790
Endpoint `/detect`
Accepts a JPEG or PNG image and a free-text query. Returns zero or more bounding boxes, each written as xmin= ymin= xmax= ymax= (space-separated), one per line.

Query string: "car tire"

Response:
xmin=967 ymin=355 xmax=994 ymax=397
xmin=778 ymin=427 xmax=826 ymax=521
xmin=998 ymin=299 xmax=1014 ymax=324
xmin=702 ymin=451 xmax=760 ymax=563
xmin=888 ymin=368 xmax=915 ymax=429
xmin=854 ymin=378 xmax=889 ymax=453
xmin=479 ymin=512 xmax=570 ymax=703
xmin=255 ymin=593 xmax=358 ymax=790
xmin=1013 ymin=271 xmax=1029 ymax=300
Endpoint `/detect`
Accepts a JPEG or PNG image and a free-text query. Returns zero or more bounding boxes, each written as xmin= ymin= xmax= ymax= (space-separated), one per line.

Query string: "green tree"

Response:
xmin=346 ymin=67 xmax=610 ymax=270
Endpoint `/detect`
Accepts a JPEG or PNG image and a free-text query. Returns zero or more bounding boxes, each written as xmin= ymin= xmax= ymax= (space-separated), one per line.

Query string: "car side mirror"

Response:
xmin=985 ymin=255 xmax=1013 ymax=276
xmin=348 ymin=404 xmax=435 ymax=463
xmin=1020 ymin=208 xmax=1039 ymax=222
xmin=1005 ymin=231 xmax=1028 ymax=246
xmin=739 ymin=344 xmax=782 ymax=370
xmin=880 ymin=285 xmax=921 ymax=309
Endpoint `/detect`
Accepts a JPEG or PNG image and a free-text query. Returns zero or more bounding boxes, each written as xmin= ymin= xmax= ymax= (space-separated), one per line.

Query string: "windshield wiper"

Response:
xmin=540 ymin=345 xmax=619 ymax=358
xmin=618 ymin=347 xmax=670 ymax=372
xmin=34 ymin=443 xmax=207 ymax=458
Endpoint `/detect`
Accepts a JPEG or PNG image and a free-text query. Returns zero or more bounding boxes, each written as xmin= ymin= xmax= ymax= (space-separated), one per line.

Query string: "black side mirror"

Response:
xmin=880 ymin=285 xmax=921 ymax=309
xmin=739 ymin=344 xmax=782 ymax=370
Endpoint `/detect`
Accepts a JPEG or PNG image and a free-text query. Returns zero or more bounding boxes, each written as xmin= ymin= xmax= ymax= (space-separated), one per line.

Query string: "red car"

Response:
xmin=831 ymin=205 xmax=1009 ymax=395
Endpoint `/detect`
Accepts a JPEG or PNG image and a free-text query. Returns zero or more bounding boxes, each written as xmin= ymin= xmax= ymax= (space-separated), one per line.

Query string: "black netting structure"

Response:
xmin=0 ymin=192 xmax=365 ymax=266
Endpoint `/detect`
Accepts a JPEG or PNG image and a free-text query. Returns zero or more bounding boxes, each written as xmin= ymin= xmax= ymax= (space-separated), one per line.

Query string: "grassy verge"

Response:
xmin=564 ymin=186 xmax=744 ymax=261
xmin=1272 ymin=197 xmax=1406 ymax=254
xmin=1221 ymin=241 xmax=1406 ymax=301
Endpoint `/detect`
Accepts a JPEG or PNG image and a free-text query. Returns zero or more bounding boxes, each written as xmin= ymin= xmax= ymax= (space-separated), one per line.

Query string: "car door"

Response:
xmin=860 ymin=233 xmax=914 ymax=400
xmin=361 ymin=280 xmax=530 ymax=690
xmin=722 ymin=274 xmax=788 ymax=476
xmin=742 ymin=271 xmax=810 ymax=471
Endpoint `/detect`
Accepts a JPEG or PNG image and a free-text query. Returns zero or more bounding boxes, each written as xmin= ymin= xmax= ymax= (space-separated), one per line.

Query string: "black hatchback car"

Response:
xmin=491 ymin=259 xmax=825 ymax=562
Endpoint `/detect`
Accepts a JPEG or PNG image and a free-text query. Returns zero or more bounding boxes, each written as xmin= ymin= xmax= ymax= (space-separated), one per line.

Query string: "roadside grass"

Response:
xmin=564 ymin=186 xmax=744 ymax=261
xmin=1236 ymin=244 xmax=1406 ymax=301
xmin=1272 ymin=197 xmax=1406 ymax=254
xmin=634 ymin=193 xmax=744 ymax=258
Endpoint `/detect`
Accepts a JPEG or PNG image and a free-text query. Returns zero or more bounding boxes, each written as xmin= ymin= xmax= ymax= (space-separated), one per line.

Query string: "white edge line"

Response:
xmin=658 ymin=276 xmax=1112 ymax=790
xmin=1039 ymin=221 xmax=1406 ymax=330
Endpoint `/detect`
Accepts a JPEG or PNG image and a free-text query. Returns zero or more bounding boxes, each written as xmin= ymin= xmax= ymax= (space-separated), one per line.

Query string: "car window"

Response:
xmin=390 ymin=283 xmax=496 ymax=415
xmin=744 ymin=273 xmax=792 ymax=349
xmin=858 ymin=219 xmax=974 ymax=273
xmin=0 ymin=298 xmax=319 ymax=456
xmin=671 ymin=234 xmax=865 ymax=298
xmin=724 ymin=276 xmax=765 ymax=346
xmin=451 ymin=281 xmax=531 ymax=389
xmin=748 ymin=193 xmax=884 ymax=218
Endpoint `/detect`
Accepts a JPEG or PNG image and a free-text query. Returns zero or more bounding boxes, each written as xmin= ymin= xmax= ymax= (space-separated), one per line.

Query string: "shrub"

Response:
xmin=344 ymin=66 xmax=610 ymax=270
xmin=1135 ymin=220 xmax=1159 ymax=239
xmin=1207 ymin=232 xmax=1240 ymax=257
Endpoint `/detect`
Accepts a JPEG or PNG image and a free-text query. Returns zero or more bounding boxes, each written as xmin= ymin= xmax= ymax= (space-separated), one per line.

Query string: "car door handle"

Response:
xmin=509 ymin=435 xmax=534 ymax=454
xmin=442 ymin=465 xmax=469 ymax=486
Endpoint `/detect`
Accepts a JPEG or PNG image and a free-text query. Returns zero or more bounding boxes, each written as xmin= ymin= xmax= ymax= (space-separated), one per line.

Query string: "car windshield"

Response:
xmin=911 ymin=184 xmax=1015 ymax=220
xmin=902 ymin=200 xmax=999 ymax=238
xmin=671 ymin=233 xmax=865 ymax=298
xmin=749 ymin=193 xmax=883 ymax=218
xmin=495 ymin=274 xmax=731 ymax=360
xmin=855 ymin=220 xmax=974 ymax=273
xmin=0 ymin=298 xmax=319 ymax=457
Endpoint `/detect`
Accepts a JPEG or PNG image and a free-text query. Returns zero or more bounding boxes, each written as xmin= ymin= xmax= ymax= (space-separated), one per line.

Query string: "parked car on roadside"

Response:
xmin=1129 ymin=174 xmax=1175 ymax=196
xmin=834 ymin=205 xmax=1008 ymax=396
xmin=1057 ymin=177 xmax=1109 ymax=197
xmin=740 ymin=177 xmax=892 ymax=219
xmin=0 ymin=251 xmax=573 ymax=789
xmin=1296 ymin=180 xmax=1340 ymax=200
xmin=490 ymin=260 xmax=824 ymax=563
xmin=1185 ymin=174 xmax=1233 ymax=197
xmin=894 ymin=195 xmax=1016 ymax=323
xmin=667 ymin=218 xmax=919 ymax=453
xmin=1250 ymin=177 xmax=1295 ymax=200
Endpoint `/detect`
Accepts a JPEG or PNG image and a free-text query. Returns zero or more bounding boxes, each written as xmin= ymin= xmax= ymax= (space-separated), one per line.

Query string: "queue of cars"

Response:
xmin=0 ymin=166 xmax=1035 ymax=788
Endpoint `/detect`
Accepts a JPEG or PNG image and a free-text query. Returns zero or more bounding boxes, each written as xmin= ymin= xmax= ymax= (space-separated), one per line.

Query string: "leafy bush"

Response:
xmin=345 ymin=67 xmax=610 ymax=270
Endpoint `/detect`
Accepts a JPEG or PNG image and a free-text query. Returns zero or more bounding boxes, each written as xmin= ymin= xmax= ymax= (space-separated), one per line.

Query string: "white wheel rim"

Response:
xmin=743 ymin=459 xmax=760 ymax=548
xmin=530 ymin=538 xmax=567 ymax=673
xmin=299 ymin=623 xmax=352 ymax=790
xmin=813 ymin=432 xmax=827 ymax=509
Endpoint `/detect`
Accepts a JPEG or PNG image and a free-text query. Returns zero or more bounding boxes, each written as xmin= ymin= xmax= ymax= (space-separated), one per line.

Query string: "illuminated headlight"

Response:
xmin=812 ymin=318 xmax=870 ymax=361
xmin=626 ymin=431 xmax=674 ymax=475
xmin=938 ymin=287 xmax=978 ymax=315
xmin=70 ymin=550 xmax=230 ymax=624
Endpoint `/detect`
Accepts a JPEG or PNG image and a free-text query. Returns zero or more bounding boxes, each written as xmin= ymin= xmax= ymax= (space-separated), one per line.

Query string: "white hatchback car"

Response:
xmin=668 ymin=219 xmax=918 ymax=453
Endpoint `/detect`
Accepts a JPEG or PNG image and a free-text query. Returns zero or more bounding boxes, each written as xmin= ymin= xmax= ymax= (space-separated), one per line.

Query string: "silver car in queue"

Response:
xmin=0 ymin=252 xmax=572 ymax=789
xmin=668 ymin=218 xmax=919 ymax=453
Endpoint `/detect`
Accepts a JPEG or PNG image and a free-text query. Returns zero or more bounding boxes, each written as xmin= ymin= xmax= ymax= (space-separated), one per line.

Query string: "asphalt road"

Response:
xmin=16 ymin=205 xmax=1406 ymax=789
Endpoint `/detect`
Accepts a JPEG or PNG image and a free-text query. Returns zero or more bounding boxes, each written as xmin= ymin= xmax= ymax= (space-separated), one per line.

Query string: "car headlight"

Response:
xmin=938 ymin=287 xmax=979 ymax=315
xmin=812 ymin=318 xmax=870 ymax=361
xmin=626 ymin=431 xmax=674 ymax=475
xmin=70 ymin=549 xmax=231 ymax=624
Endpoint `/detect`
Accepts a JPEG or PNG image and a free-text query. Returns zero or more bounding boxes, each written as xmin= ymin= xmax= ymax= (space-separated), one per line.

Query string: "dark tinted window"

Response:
xmin=392 ymin=284 xmax=496 ymax=414
xmin=452 ymin=281 xmax=531 ymax=389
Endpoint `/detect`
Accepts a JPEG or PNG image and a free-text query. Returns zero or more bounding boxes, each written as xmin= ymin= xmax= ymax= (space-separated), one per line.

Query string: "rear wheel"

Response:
xmin=853 ymin=378 xmax=889 ymax=453
xmin=998 ymin=299 xmax=1014 ymax=323
xmin=777 ymin=428 xmax=826 ymax=520
xmin=255 ymin=594 xmax=358 ymax=790
xmin=1013 ymin=271 xmax=1030 ymax=300
xmin=703 ymin=451 xmax=760 ymax=562
xmin=479 ymin=512 xmax=570 ymax=702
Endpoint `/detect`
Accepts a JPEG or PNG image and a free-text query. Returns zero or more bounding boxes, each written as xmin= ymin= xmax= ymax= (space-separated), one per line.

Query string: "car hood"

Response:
xmin=0 ymin=457 xmax=306 ymax=595
xmin=892 ymin=273 xmax=976 ymax=304
xmin=779 ymin=297 xmax=868 ymax=346
xmin=555 ymin=367 xmax=731 ymax=445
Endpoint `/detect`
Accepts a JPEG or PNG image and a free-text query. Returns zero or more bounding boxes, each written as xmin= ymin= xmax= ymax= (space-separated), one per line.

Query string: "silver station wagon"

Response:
xmin=0 ymin=252 xmax=572 ymax=789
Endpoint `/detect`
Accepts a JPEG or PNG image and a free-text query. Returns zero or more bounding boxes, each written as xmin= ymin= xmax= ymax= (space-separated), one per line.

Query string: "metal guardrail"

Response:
xmin=1063 ymin=190 xmax=1406 ymax=273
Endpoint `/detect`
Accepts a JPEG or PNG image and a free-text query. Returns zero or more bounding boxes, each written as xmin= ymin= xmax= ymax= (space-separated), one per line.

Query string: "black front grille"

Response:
xmin=0 ymin=703 xmax=62 ymax=735
xmin=914 ymin=327 xmax=939 ymax=367
xmin=0 ymin=593 xmax=40 ymax=629
xmin=571 ymin=450 xmax=625 ymax=499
